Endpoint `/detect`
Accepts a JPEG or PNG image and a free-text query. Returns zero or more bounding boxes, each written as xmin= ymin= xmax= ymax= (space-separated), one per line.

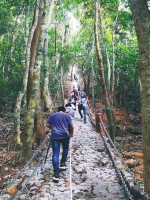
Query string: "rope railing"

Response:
xmin=88 ymin=109 xmax=150 ymax=200
xmin=0 ymin=133 xmax=51 ymax=198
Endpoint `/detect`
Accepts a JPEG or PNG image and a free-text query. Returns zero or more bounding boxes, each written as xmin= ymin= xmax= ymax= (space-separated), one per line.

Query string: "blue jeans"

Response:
xmin=83 ymin=107 xmax=87 ymax=122
xmin=52 ymin=138 xmax=70 ymax=175
xmin=78 ymin=106 xmax=83 ymax=118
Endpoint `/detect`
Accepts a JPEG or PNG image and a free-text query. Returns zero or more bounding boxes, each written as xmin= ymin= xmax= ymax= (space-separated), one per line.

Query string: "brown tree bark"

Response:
xmin=42 ymin=2 xmax=54 ymax=113
xmin=94 ymin=0 xmax=115 ymax=142
xmin=27 ymin=1 xmax=43 ymax=106
xmin=13 ymin=0 xmax=41 ymax=149
xmin=91 ymin=39 xmax=95 ymax=107
xmin=129 ymin=0 xmax=150 ymax=195
xmin=98 ymin=2 xmax=111 ymax=93
xmin=21 ymin=64 xmax=41 ymax=161
xmin=87 ymin=69 xmax=91 ymax=97
xmin=22 ymin=0 xmax=48 ymax=161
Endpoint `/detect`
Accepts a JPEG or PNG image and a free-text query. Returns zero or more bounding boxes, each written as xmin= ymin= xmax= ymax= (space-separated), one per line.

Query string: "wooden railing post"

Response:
xmin=95 ymin=113 xmax=100 ymax=133
xmin=96 ymin=113 xmax=104 ymax=134
xmin=99 ymin=113 xmax=103 ymax=122
xmin=99 ymin=113 xmax=104 ymax=133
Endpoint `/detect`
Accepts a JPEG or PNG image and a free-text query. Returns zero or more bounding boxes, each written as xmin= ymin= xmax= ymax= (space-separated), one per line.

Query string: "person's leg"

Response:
xmin=52 ymin=139 xmax=60 ymax=175
xmin=60 ymin=138 xmax=70 ymax=165
xmin=78 ymin=107 xmax=83 ymax=118
xmin=73 ymin=98 xmax=76 ymax=110
xmin=83 ymin=108 xmax=87 ymax=123
xmin=74 ymin=101 xmax=76 ymax=108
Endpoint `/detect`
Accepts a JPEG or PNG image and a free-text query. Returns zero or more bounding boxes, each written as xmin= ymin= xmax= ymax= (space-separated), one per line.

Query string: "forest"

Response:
xmin=0 ymin=0 xmax=150 ymax=197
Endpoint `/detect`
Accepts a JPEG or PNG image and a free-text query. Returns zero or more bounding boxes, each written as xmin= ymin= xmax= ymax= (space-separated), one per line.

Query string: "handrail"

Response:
xmin=88 ymin=110 xmax=150 ymax=200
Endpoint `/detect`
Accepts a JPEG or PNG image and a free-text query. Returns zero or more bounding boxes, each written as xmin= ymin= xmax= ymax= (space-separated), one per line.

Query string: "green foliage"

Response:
xmin=115 ymin=39 xmax=140 ymax=113
xmin=117 ymin=144 xmax=123 ymax=149
xmin=0 ymin=0 xmax=34 ymax=111
xmin=0 ymin=0 xmax=141 ymax=115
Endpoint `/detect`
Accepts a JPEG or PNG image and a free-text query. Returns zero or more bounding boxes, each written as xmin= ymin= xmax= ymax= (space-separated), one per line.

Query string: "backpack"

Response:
xmin=78 ymin=103 xmax=84 ymax=110
xmin=74 ymin=90 xmax=78 ymax=96
xmin=78 ymin=99 xmax=86 ymax=110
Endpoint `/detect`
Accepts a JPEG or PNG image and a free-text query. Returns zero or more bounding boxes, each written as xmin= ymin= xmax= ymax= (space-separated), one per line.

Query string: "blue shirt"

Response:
xmin=47 ymin=112 xmax=73 ymax=140
xmin=81 ymin=98 xmax=89 ymax=108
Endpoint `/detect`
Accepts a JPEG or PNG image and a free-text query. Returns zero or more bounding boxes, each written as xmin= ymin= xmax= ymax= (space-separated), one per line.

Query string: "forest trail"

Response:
xmin=1 ymin=109 xmax=129 ymax=200
xmin=0 ymin=75 xmax=145 ymax=200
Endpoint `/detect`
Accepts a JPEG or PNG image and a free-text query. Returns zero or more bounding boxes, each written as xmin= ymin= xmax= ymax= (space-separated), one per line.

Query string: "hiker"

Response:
xmin=77 ymin=85 xmax=80 ymax=95
xmin=78 ymin=102 xmax=83 ymax=119
xmin=65 ymin=102 xmax=75 ymax=118
xmin=70 ymin=89 xmax=78 ymax=109
xmin=73 ymin=85 xmax=76 ymax=90
xmin=77 ymin=85 xmax=80 ymax=92
xmin=70 ymin=88 xmax=78 ymax=99
xmin=78 ymin=96 xmax=89 ymax=124
xmin=80 ymin=90 xmax=86 ymax=98
xmin=75 ymin=76 xmax=78 ymax=82
xmin=68 ymin=97 xmax=76 ymax=110
xmin=46 ymin=106 xmax=74 ymax=182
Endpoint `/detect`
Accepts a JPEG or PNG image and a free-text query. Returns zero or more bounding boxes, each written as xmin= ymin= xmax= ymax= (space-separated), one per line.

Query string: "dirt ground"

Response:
xmin=0 ymin=102 xmax=143 ymax=192
xmin=92 ymin=101 xmax=143 ymax=183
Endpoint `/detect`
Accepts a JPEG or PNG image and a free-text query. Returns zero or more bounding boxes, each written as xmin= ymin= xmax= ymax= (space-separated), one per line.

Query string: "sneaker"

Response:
xmin=84 ymin=121 xmax=87 ymax=124
xmin=60 ymin=163 xmax=68 ymax=170
xmin=53 ymin=174 xmax=59 ymax=182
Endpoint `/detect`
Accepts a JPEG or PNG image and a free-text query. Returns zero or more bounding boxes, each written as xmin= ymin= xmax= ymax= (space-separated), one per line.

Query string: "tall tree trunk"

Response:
xmin=42 ymin=1 xmax=53 ymax=113
xmin=13 ymin=0 xmax=41 ymax=149
xmin=60 ymin=67 xmax=64 ymax=100
xmin=94 ymin=0 xmax=115 ymax=142
xmin=87 ymin=69 xmax=91 ymax=97
xmin=98 ymin=2 xmax=111 ymax=94
xmin=91 ymin=39 xmax=95 ymax=107
xmin=81 ymin=64 xmax=86 ymax=92
xmin=22 ymin=0 xmax=45 ymax=161
xmin=129 ymin=0 xmax=150 ymax=195
xmin=113 ymin=71 xmax=118 ymax=107
xmin=54 ymin=1 xmax=57 ymax=57
xmin=111 ymin=11 xmax=118 ymax=107
xmin=60 ymin=22 xmax=70 ymax=101
xmin=10 ymin=16 xmax=18 ymax=60
xmin=21 ymin=63 xmax=41 ymax=161
xmin=111 ymin=30 xmax=115 ymax=106
xmin=27 ymin=1 xmax=43 ymax=106
xmin=71 ymin=66 xmax=74 ymax=81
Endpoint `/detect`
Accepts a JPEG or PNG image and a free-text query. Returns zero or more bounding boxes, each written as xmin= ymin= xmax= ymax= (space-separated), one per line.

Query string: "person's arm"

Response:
xmin=68 ymin=125 xmax=74 ymax=137
xmin=46 ymin=123 xmax=52 ymax=129
xmin=87 ymin=101 xmax=90 ymax=109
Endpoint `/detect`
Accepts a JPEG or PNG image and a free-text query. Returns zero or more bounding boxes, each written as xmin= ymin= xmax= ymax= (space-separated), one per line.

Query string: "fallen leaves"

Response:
xmin=65 ymin=182 xmax=70 ymax=187
xmin=6 ymin=186 xmax=17 ymax=197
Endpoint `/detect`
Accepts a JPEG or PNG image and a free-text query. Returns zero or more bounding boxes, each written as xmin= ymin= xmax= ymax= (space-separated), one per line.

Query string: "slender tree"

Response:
xmin=22 ymin=0 xmax=46 ymax=160
xmin=13 ymin=0 xmax=41 ymax=148
xmin=42 ymin=1 xmax=53 ymax=113
xmin=98 ymin=2 xmax=111 ymax=93
xmin=94 ymin=0 xmax=115 ymax=142
xmin=129 ymin=0 xmax=150 ymax=195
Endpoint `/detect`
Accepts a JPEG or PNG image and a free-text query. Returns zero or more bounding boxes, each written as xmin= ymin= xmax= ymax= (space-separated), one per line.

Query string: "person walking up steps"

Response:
xmin=80 ymin=90 xmax=86 ymax=98
xmin=70 ymin=88 xmax=78 ymax=110
xmin=46 ymin=106 xmax=74 ymax=182
xmin=65 ymin=102 xmax=75 ymax=118
xmin=78 ymin=102 xmax=83 ymax=119
xmin=78 ymin=96 xmax=89 ymax=123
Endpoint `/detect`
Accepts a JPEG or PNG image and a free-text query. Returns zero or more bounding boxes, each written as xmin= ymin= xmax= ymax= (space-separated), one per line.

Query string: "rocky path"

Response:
xmin=1 ymin=110 xmax=129 ymax=200
xmin=71 ymin=112 xmax=129 ymax=200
